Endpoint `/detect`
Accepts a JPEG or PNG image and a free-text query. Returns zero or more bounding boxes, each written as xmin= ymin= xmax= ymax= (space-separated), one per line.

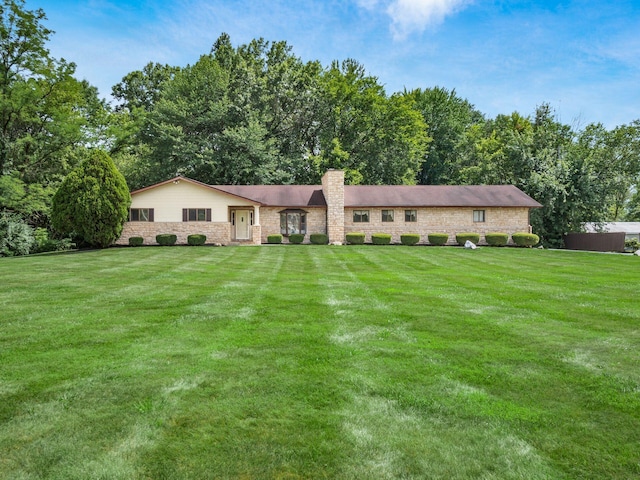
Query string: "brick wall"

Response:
xmin=322 ymin=170 xmax=345 ymax=243
xmin=344 ymin=207 xmax=531 ymax=244
xmin=259 ymin=207 xmax=326 ymax=243
xmin=115 ymin=222 xmax=231 ymax=245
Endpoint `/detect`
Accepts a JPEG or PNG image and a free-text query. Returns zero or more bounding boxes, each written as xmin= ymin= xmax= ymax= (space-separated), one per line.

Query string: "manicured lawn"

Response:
xmin=0 ymin=246 xmax=639 ymax=479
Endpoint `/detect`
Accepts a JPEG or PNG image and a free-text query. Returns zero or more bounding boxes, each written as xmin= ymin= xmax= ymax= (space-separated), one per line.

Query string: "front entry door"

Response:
xmin=235 ymin=210 xmax=250 ymax=240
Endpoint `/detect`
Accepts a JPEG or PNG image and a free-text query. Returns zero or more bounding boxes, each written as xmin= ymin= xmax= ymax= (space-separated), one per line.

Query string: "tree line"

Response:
xmin=1 ymin=0 xmax=639 ymax=253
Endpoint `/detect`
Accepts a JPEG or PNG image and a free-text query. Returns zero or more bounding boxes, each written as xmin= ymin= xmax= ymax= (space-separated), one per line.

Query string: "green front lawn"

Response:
xmin=1 ymin=246 xmax=638 ymax=479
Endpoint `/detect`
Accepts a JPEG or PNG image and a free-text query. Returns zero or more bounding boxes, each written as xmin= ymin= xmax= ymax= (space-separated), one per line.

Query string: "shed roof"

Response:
xmin=584 ymin=222 xmax=640 ymax=234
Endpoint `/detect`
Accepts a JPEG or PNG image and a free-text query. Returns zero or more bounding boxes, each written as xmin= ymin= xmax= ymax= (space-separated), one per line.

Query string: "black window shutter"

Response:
xmin=148 ymin=208 xmax=154 ymax=222
xmin=206 ymin=208 xmax=212 ymax=222
xmin=182 ymin=209 xmax=188 ymax=222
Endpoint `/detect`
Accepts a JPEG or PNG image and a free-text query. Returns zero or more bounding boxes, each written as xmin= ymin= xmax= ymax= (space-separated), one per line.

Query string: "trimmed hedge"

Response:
xmin=371 ymin=233 xmax=392 ymax=245
xmin=346 ymin=232 xmax=365 ymax=245
xmin=456 ymin=232 xmax=480 ymax=245
xmin=267 ymin=234 xmax=283 ymax=244
xmin=400 ymin=233 xmax=420 ymax=246
xmin=288 ymin=233 xmax=305 ymax=244
xmin=187 ymin=234 xmax=207 ymax=246
xmin=156 ymin=234 xmax=177 ymax=246
xmin=128 ymin=236 xmax=144 ymax=247
xmin=485 ymin=232 xmax=509 ymax=247
xmin=512 ymin=232 xmax=540 ymax=247
xmin=428 ymin=233 xmax=449 ymax=246
xmin=310 ymin=233 xmax=329 ymax=245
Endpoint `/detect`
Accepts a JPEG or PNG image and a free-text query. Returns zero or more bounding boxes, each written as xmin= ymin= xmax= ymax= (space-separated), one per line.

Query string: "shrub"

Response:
xmin=267 ymin=234 xmax=283 ymax=244
xmin=128 ymin=236 xmax=144 ymax=247
xmin=625 ymin=238 xmax=639 ymax=251
xmin=346 ymin=232 xmax=365 ymax=245
xmin=512 ymin=232 xmax=540 ymax=247
xmin=485 ymin=232 xmax=509 ymax=247
xmin=0 ymin=212 xmax=34 ymax=256
xmin=371 ymin=233 xmax=392 ymax=245
xmin=456 ymin=232 xmax=480 ymax=245
xmin=310 ymin=233 xmax=328 ymax=245
xmin=187 ymin=234 xmax=206 ymax=246
xmin=288 ymin=233 xmax=305 ymax=244
xmin=32 ymin=228 xmax=74 ymax=253
xmin=156 ymin=234 xmax=177 ymax=246
xmin=428 ymin=233 xmax=449 ymax=246
xmin=51 ymin=149 xmax=131 ymax=248
xmin=400 ymin=233 xmax=420 ymax=246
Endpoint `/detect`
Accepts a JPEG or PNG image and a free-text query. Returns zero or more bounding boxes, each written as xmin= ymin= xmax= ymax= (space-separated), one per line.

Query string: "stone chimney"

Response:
xmin=321 ymin=170 xmax=345 ymax=243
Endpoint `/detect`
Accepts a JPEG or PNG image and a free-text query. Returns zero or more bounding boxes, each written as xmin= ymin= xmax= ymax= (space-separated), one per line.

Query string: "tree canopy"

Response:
xmin=0 ymin=0 xmax=107 ymax=229
xmin=2 ymin=0 xmax=640 ymax=251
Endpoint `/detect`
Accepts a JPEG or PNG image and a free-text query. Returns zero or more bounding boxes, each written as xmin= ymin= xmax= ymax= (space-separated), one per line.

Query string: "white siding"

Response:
xmin=131 ymin=181 xmax=255 ymax=222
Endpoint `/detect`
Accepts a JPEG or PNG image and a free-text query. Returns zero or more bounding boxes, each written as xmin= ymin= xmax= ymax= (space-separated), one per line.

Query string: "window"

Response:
xmin=405 ymin=210 xmax=417 ymax=222
xmin=280 ymin=209 xmax=307 ymax=235
xmin=473 ymin=210 xmax=486 ymax=222
xmin=381 ymin=210 xmax=394 ymax=222
xmin=182 ymin=208 xmax=211 ymax=222
xmin=129 ymin=208 xmax=153 ymax=222
xmin=353 ymin=210 xmax=370 ymax=223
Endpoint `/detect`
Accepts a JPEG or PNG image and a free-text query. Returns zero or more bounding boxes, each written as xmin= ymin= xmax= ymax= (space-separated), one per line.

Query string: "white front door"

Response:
xmin=235 ymin=210 xmax=250 ymax=240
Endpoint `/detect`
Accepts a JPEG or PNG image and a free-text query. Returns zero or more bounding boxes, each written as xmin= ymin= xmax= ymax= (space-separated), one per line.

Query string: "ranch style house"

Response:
xmin=115 ymin=170 xmax=542 ymax=246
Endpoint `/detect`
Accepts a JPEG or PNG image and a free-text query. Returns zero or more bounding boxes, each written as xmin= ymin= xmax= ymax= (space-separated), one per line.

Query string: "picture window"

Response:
xmin=280 ymin=210 xmax=307 ymax=235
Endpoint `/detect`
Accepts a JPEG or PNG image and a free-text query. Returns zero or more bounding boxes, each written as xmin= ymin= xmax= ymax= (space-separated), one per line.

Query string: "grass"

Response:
xmin=0 ymin=245 xmax=639 ymax=479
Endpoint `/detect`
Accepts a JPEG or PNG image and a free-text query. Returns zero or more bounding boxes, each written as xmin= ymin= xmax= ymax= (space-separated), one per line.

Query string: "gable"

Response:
xmin=131 ymin=178 xmax=256 ymax=222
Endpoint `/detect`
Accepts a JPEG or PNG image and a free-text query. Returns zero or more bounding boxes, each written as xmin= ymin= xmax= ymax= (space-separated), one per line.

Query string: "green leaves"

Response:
xmin=51 ymin=149 xmax=130 ymax=248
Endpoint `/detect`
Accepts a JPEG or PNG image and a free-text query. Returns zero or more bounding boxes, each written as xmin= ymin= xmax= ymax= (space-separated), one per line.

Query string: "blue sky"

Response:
xmin=34 ymin=0 xmax=640 ymax=129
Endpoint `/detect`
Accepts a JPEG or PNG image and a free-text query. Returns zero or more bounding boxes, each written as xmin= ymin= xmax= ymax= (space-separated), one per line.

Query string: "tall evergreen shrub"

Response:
xmin=51 ymin=150 xmax=131 ymax=248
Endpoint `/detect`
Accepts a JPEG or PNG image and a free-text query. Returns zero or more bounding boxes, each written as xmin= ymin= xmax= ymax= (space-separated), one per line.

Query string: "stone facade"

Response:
xmin=116 ymin=221 xmax=231 ymax=246
xmin=259 ymin=207 xmax=327 ymax=243
xmin=115 ymin=171 xmax=538 ymax=246
xmin=322 ymin=170 xmax=345 ymax=243
xmin=344 ymin=207 xmax=531 ymax=245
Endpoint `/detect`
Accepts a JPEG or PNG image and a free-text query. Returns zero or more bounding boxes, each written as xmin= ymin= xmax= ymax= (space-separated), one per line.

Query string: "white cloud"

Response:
xmin=386 ymin=0 xmax=472 ymax=39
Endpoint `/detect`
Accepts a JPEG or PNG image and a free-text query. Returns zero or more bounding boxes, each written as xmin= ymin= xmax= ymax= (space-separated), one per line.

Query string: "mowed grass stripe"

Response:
xmin=0 ymin=246 xmax=638 ymax=479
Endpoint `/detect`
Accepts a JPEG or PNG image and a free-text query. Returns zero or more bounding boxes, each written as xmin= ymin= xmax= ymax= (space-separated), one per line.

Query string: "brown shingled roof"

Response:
xmin=212 ymin=185 xmax=326 ymax=207
xmin=132 ymin=176 xmax=541 ymax=209
xmin=344 ymin=185 xmax=542 ymax=208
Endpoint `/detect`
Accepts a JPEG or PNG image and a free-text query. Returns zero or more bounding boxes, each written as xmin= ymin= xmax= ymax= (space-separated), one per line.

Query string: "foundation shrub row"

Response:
xmin=427 ymin=233 xmax=449 ymax=245
xmin=310 ymin=233 xmax=328 ymax=245
xmin=485 ymin=232 xmax=509 ymax=246
xmin=130 ymin=231 xmax=539 ymax=247
xmin=346 ymin=233 xmax=365 ymax=245
xmin=400 ymin=233 xmax=420 ymax=246
xmin=288 ymin=233 xmax=305 ymax=244
xmin=455 ymin=232 xmax=480 ymax=245
xmin=156 ymin=234 xmax=177 ymax=246
xmin=512 ymin=232 xmax=540 ymax=247
xmin=371 ymin=233 xmax=392 ymax=245
xmin=128 ymin=236 xmax=144 ymax=247
xmin=187 ymin=234 xmax=206 ymax=246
